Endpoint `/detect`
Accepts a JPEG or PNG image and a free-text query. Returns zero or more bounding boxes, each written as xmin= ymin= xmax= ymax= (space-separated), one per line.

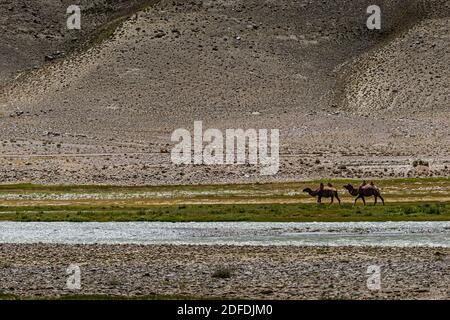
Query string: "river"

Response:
xmin=0 ymin=221 xmax=448 ymax=247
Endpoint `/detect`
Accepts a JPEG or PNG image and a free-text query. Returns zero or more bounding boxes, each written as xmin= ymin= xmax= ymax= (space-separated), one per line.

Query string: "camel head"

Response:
xmin=303 ymin=188 xmax=312 ymax=193
xmin=343 ymin=184 xmax=354 ymax=191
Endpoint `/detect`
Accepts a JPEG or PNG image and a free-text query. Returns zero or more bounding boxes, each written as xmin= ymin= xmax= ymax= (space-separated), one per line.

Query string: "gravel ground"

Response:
xmin=0 ymin=244 xmax=448 ymax=299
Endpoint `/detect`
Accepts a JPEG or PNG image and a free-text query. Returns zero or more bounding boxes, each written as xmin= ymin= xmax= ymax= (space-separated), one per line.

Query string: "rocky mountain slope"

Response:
xmin=0 ymin=0 xmax=448 ymax=185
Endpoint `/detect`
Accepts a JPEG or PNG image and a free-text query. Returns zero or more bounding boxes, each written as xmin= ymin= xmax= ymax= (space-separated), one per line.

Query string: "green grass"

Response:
xmin=0 ymin=202 xmax=448 ymax=222
xmin=0 ymin=177 xmax=448 ymax=222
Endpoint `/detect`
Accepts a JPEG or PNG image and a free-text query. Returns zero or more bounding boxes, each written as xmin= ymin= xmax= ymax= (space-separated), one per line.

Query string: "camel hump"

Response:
xmin=361 ymin=182 xmax=380 ymax=192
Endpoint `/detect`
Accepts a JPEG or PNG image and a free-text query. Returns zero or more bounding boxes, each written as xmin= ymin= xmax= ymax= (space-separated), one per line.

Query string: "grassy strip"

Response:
xmin=88 ymin=0 xmax=160 ymax=47
xmin=0 ymin=202 xmax=448 ymax=222
xmin=0 ymin=178 xmax=448 ymax=222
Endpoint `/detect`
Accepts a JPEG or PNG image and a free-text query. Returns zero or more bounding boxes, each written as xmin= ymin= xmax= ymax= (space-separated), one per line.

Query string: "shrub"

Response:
xmin=412 ymin=159 xmax=429 ymax=167
xmin=425 ymin=205 xmax=440 ymax=215
xmin=212 ymin=267 xmax=233 ymax=279
xmin=403 ymin=207 xmax=415 ymax=215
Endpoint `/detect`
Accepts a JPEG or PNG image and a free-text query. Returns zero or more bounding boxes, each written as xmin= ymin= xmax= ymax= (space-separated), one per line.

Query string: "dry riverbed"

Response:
xmin=0 ymin=244 xmax=448 ymax=300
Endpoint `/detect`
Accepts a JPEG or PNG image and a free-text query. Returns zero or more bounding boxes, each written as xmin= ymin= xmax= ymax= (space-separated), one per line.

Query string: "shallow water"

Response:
xmin=0 ymin=221 xmax=449 ymax=247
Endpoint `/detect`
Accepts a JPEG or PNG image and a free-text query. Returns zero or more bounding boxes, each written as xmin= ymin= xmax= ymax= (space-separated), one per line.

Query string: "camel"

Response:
xmin=303 ymin=183 xmax=341 ymax=204
xmin=343 ymin=183 xmax=385 ymax=205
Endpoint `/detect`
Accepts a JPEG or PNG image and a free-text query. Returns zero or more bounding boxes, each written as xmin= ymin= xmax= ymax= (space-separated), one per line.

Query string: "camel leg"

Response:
xmin=362 ymin=196 xmax=366 ymax=205
xmin=330 ymin=196 xmax=334 ymax=204
xmin=317 ymin=196 xmax=322 ymax=204
xmin=379 ymin=195 xmax=385 ymax=206
xmin=354 ymin=196 xmax=360 ymax=205
xmin=374 ymin=196 xmax=377 ymax=206
xmin=335 ymin=192 xmax=341 ymax=205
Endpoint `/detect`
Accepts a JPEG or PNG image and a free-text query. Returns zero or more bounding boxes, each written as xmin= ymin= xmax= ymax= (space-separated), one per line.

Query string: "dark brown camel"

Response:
xmin=303 ymin=183 xmax=341 ymax=204
xmin=343 ymin=183 xmax=385 ymax=205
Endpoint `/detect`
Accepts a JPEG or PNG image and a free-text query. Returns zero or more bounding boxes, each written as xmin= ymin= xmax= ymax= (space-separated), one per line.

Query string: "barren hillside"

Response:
xmin=0 ymin=0 xmax=449 ymax=185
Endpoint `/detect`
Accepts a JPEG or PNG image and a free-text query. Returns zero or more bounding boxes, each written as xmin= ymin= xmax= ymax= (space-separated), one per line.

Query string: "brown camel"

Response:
xmin=343 ymin=183 xmax=385 ymax=205
xmin=303 ymin=183 xmax=341 ymax=204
